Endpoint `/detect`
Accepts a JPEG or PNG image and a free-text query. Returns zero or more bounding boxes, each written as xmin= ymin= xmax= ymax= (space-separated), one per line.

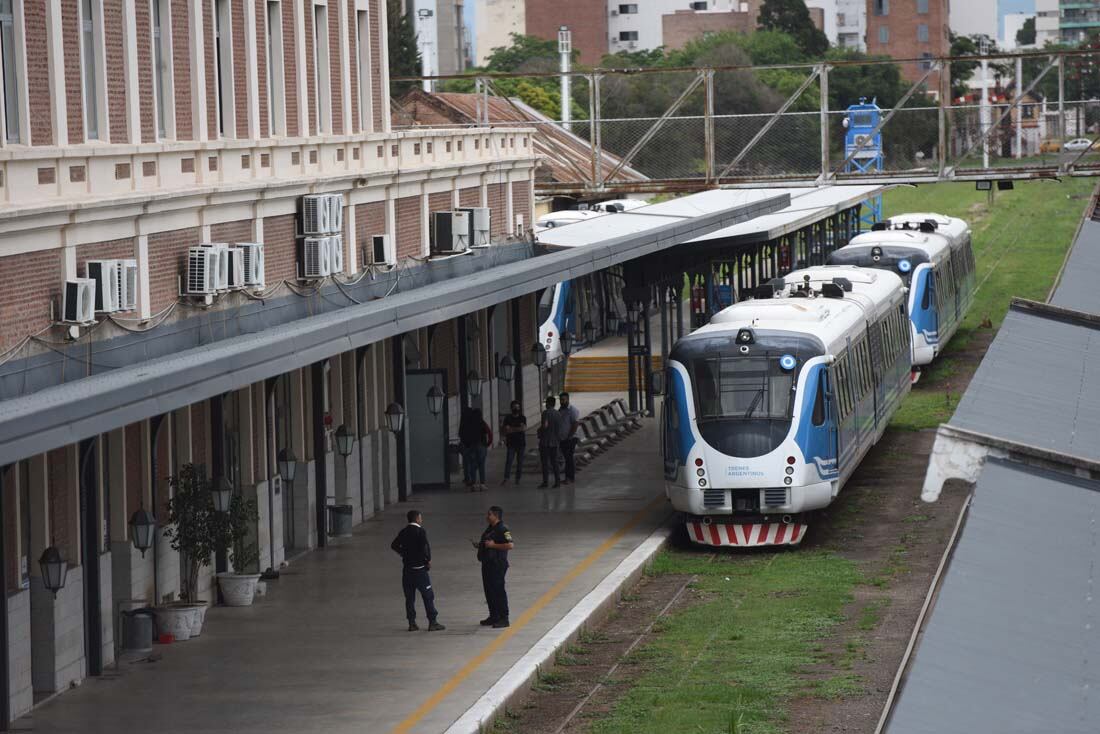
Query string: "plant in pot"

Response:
xmin=213 ymin=492 xmax=261 ymax=607
xmin=158 ymin=464 xmax=218 ymax=640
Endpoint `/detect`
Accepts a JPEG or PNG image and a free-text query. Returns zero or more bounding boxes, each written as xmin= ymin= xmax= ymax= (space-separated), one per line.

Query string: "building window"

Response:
xmin=917 ymin=0 xmax=928 ymax=13
xmin=837 ymin=12 xmax=845 ymax=25
xmin=81 ymin=0 xmax=98 ymax=140
xmin=152 ymin=0 xmax=170 ymax=138
xmin=917 ymin=23 xmax=928 ymax=42
xmin=618 ymin=3 xmax=638 ymax=13
xmin=266 ymin=1 xmax=285 ymax=135
xmin=618 ymin=31 xmax=638 ymax=41
xmin=313 ymin=3 xmax=330 ymax=133
xmin=356 ymin=9 xmax=369 ymax=131
xmin=920 ymin=51 xmax=933 ymax=69
xmin=0 ymin=0 xmax=18 ymax=143
xmin=215 ymin=0 xmax=232 ymax=136
xmin=879 ymin=26 xmax=889 ymax=43
xmin=873 ymin=0 xmax=888 ymax=16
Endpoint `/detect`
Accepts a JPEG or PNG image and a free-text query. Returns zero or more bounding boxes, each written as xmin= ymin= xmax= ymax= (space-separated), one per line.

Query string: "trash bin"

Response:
xmin=327 ymin=504 xmax=353 ymax=537
xmin=120 ymin=609 xmax=154 ymax=653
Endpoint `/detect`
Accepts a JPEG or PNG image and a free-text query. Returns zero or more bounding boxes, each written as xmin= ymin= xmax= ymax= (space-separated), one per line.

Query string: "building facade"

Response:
xmin=1036 ymin=0 xmax=1100 ymax=44
xmin=865 ymin=0 xmax=950 ymax=88
xmin=0 ymin=0 xmax=538 ymax=726
xmin=473 ymin=0 xmax=523 ymax=65
xmin=948 ymin=0 xmax=997 ymax=39
xmin=836 ymin=0 xmax=867 ymax=49
xmin=411 ymin=0 xmax=465 ymax=80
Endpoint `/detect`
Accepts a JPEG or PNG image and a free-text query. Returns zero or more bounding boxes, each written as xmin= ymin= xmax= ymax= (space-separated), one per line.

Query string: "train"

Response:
xmin=827 ymin=212 xmax=975 ymax=370
xmin=662 ymin=265 xmax=912 ymax=547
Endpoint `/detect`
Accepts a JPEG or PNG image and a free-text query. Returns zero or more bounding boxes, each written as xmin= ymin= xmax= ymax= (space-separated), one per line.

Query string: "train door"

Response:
xmin=804 ymin=366 xmax=839 ymax=483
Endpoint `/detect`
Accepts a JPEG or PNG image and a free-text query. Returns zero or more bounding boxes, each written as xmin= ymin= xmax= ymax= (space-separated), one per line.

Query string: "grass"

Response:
xmin=589 ymin=549 xmax=861 ymax=734
xmin=857 ymin=598 xmax=891 ymax=631
xmin=886 ymin=178 xmax=1095 ymax=430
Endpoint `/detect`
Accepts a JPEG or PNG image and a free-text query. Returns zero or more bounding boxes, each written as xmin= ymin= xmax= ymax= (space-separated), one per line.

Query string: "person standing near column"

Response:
xmin=537 ymin=396 xmax=562 ymax=489
xmin=390 ymin=510 xmax=445 ymax=632
xmin=500 ymin=400 xmax=527 ymax=486
xmin=474 ymin=505 xmax=514 ymax=628
xmin=558 ymin=392 xmax=580 ymax=485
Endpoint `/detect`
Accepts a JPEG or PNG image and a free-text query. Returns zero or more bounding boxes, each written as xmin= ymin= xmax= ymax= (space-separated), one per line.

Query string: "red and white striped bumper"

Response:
xmin=687 ymin=521 xmax=807 ymax=547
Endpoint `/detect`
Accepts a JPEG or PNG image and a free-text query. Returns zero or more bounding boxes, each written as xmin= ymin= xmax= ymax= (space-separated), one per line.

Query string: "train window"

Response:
xmin=812 ymin=372 xmax=826 ymax=426
xmin=692 ymin=357 xmax=794 ymax=421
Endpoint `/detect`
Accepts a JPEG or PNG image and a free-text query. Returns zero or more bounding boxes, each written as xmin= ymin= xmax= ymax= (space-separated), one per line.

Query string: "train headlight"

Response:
xmin=784 ymin=477 xmax=793 ymax=485
xmin=696 ymin=468 xmax=705 ymax=477
xmin=785 ymin=466 xmax=794 ymax=475
xmin=779 ymin=354 xmax=797 ymax=371
xmin=694 ymin=458 xmax=704 ymax=467
xmin=698 ymin=478 xmax=707 ymax=487
xmin=786 ymin=456 xmax=796 ymax=465
xmin=898 ymin=259 xmax=912 ymax=273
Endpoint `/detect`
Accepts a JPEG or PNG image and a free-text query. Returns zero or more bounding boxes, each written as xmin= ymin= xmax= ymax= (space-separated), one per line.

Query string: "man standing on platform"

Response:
xmin=558 ymin=392 xmax=580 ymax=485
xmin=390 ymin=510 xmax=445 ymax=632
xmin=475 ymin=506 xmax=514 ymax=628
xmin=538 ymin=396 xmax=562 ymax=489
xmin=500 ymin=400 xmax=527 ymax=486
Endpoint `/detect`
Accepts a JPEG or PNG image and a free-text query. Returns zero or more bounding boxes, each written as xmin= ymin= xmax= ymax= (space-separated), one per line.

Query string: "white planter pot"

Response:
xmin=154 ymin=605 xmax=199 ymax=642
xmin=189 ymin=602 xmax=210 ymax=636
xmin=217 ymin=573 xmax=261 ymax=607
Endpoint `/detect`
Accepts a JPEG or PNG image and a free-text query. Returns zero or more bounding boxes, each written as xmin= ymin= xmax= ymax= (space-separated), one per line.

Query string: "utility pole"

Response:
xmin=1015 ymin=55 xmax=1023 ymax=159
xmin=980 ymin=37 xmax=990 ymax=169
xmin=558 ymin=26 xmax=572 ymax=131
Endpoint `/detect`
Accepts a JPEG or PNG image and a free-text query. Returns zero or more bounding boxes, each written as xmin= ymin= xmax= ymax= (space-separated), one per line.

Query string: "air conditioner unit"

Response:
xmin=200 ymin=243 xmax=230 ymax=291
xmin=458 ymin=207 xmax=491 ymax=247
xmin=118 ymin=259 xmax=138 ymax=311
xmin=431 ymin=211 xmax=470 ymax=255
xmin=186 ymin=247 xmax=220 ymax=295
xmin=62 ymin=278 xmax=96 ymax=324
xmin=326 ymin=194 xmax=344 ymax=234
xmin=226 ymin=247 xmax=246 ymax=289
xmin=328 ymin=235 xmax=345 ymax=274
xmin=627 ymin=42 xmax=637 ymax=49
xmin=237 ymin=243 xmax=265 ymax=287
xmin=84 ymin=260 xmax=121 ymax=313
xmin=300 ymin=237 xmax=332 ymax=279
xmin=301 ymin=194 xmax=331 ymax=235
xmin=369 ymin=234 xmax=395 ymax=266
xmin=514 ymin=214 xmax=526 ymax=236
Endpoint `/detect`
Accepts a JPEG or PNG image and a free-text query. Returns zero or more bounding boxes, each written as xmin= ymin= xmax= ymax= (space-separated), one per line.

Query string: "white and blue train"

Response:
xmin=827 ymin=212 xmax=975 ymax=369
xmin=537 ymin=280 xmax=575 ymax=362
xmin=662 ymin=265 xmax=912 ymax=547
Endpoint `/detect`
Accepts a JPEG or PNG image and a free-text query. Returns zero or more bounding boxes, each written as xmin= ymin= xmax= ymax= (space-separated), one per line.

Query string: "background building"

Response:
xmin=525 ymin=0 xmax=608 ymax=64
xmin=474 ymin=0 xmax=525 ymax=65
xmin=949 ymin=0 xmax=999 ymax=38
xmin=866 ymin=0 xmax=950 ymax=88
xmin=1035 ymin=0 xmax=1100 ymax=44
xmin=411 ymin=0 xmax=466 ymax=80
xmin=837 ymin=0 xmax=867 ymax=49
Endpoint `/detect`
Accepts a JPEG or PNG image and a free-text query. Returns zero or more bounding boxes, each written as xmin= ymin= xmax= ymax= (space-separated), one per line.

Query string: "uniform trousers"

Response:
xmin=481 ymin=561 xmax=510 ymax=621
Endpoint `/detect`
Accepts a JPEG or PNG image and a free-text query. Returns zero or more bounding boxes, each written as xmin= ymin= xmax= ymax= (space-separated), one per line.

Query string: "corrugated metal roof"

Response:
xmin=684 ymin=185 xmax=884 ymax=244
xmin=886 ymin=458 xmax=1100 ymax=734
xmin=948 ymin=303 xmax=1100 ymax=463
xmin=1050 ymin=219 xmax=1100 ymax=315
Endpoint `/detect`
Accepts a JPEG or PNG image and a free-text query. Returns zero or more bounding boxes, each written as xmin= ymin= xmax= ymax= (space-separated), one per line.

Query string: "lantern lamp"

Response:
xmin=583 ymin=320 xmax=597 ymax=344
xmin=38 ymin=545 xmax=68 ymax=598
xmin=607 ymin=312 xmax=622 ymax=334
xmin=426 ymin=384 xmax=445 ymax=416
xmin=627 ymin=301 xmax=641 ymax=322
xmin=277 ymin=448 xmax=298 ymax=483
xmin=385 ymin=402 xmax=406 ymax=434
xmin=334 ymin=424 xmax=354 ymax=458
xmin=128 ymin=505 xmax=157 ymax=558
xmin=498 ymin=354 xmax=516 ymax=383
xmin=560 ymin=331 xmax=575 ymax=356
xmin=531 ymin=342 xmax=547 ymax=368
xmin=466 ymin=370 xmax=484 ymax=398
xmin=212 ymin=476 xmax=233 ymax=513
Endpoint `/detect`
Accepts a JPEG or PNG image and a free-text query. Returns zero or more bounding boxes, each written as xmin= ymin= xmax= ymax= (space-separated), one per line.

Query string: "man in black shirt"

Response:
xmin=500 ymin=401 xmax=527 ymax=486
xmin=475 ymin=505 xmax=514 ymax=628
xmin=390 ymin=510 xmax=445 ymax=632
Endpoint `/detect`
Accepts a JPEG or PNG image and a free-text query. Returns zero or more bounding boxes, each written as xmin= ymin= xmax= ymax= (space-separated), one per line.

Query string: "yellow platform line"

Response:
xmin=389 ymin=494 xmax=666 ymax=734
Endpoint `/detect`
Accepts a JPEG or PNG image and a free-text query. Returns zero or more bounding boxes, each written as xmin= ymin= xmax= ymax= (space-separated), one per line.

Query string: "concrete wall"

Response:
xmin=7 ymin=590 xmax=32 ymax=719
xmin=30 ymin=567 xmax=85 ymax=695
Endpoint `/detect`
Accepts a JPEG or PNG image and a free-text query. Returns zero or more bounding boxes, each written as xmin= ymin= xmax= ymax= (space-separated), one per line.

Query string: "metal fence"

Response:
xmin=395 ymin=49 xmax=1100 ymax=193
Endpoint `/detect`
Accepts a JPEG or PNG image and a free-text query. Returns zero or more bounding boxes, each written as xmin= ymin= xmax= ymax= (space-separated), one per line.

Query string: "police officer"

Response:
xmin=475 ymin=505 xmax=514 ymax=628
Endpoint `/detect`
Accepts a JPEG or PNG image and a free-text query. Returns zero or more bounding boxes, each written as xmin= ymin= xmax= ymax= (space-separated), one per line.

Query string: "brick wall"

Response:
xmin=47 ymin=447 xmax=73 ymax=565
xmin=329 ymin=1 xmax=343 ymax=135
xmin=210 ymin=219 xmax=253 ymax=242
xmin=204 ymin=0 xmax=217 ymax=138
xmin=458 ymin=186 xmax=480 ymax=207
xmin=282 ymin=0 xmax=298 ymax=137
xmin=304 ymin=0 xmax=315 ymax=136
xmin=662 ymin=10 xmax=754 ymax=50
xmin=263 ymin=214 xmax=297 ymax=282
xmin=369 ymin=0 xmax=382 ymax=132
xmin=255 ymin=0 xmax=268 ymax=138
xmin=135 ymin=0 xmax=156 ymax=143
xmin=62 ymin=0 xmax=83 ymax=144
xmin=24 ymin=0 xmax=53 ymax=145
xmin=428 ymin=191 xmax=452 ymax=217
xmin=429 ymin=321 xmax=459 ymax=395
xmin=148 ymin=227 xmax=201 ymax=313
xmin=75 ymin=238 xmax=136 ymax=277
xmin=233 ymin=0 xmax=248 ymax=138
xmin=487 ymin=183 xmax=506 ymax=239
xmin=172 ymin=0 xmax=193 ymax=139
xmin=355 ymin=201 xmax=386 ymax=242
xmin=105 ymin=0 xmax=128 ymax=143
xmin=865 ymin=0 xmax=947 ymax=85
xmin=394 ymin=195 xmax=421 ymax=261
xmin=511 ymin=180 xmax=530 ymax=231
xmin=347 ymin=0 xmax=358 ymax=133
xmin=125 ymin=423 xmax=143 ymax=515
xmin=0 ymin=249 xmax=62 ymax=352
xmin=526 ymin=0 xmax=606 ymax=65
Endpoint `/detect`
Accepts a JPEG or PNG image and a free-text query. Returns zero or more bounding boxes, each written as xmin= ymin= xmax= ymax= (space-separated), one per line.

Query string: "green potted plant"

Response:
xmin=159 ymin=464 xmax=217 ymax=639
xmin=214 ymin=492 xmax=261 ymax=607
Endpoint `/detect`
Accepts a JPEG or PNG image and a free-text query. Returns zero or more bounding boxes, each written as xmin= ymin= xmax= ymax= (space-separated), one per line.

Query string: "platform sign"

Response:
xmin=844 ymin=98 xmax=884 ymax=227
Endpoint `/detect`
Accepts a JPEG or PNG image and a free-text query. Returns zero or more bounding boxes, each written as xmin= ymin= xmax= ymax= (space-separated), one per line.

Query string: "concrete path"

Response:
xmin=15 ymin=410 xmax=670 ymax=734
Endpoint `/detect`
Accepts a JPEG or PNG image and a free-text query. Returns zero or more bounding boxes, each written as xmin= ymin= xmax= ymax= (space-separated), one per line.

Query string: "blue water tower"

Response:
xmin=844 ymin=98 xmax=883 ymax=227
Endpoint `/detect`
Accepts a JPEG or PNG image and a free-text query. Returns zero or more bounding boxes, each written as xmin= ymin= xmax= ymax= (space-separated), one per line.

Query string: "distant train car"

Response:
xmin=538 ymin=280 xmax=574 ymax=362
xmin=663 ymin=266 xmax=911 ymax=547
xmin=827 ymin=213 xmax=975 ymax=368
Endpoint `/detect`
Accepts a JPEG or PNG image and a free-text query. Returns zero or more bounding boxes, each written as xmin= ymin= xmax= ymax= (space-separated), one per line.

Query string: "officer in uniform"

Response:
xmin=475 ymin=505 xmax=514 ymax=628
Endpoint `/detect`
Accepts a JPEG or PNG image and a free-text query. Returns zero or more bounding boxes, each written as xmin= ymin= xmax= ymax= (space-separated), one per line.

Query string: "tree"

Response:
xmin=757 ymin=0 xmax=829 ymax=59
xmin=484 ymin=33 xmax=563 ymax=72
xmin=387 ymin=0 xmax=421 ymax=96
xmin=949 ymin=33 xmax=1009 ymax=99
xmin=1016 ymin=17 xmax=1036 ymax=47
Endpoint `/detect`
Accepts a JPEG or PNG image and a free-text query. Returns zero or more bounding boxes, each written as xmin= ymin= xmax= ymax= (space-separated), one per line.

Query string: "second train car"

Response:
xmin=662 ymin=265 xmax=912 ymax=547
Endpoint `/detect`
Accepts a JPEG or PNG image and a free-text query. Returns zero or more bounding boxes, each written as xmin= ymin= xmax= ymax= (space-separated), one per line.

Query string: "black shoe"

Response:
xmin=500 ymin=478 xmax=509 ymax=485
xmin=492 ymin=619 xmax=510 ymax=628
xmin=428 ymin=622 xmax=446 ymax=631
xmin=537 ymin=483 xmax=548 ymax=489
xmin=552 ymin=482 xmax=561 ymax=488
xmin=408 ymin=622 xmax=419 ymax=632
xmin=480 ymin=617 xmax=497 ymax=626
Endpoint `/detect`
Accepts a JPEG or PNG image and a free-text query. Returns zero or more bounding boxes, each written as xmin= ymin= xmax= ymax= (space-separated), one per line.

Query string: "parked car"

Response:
xmin=1063 ymin=138 xmax=1095 ymax=151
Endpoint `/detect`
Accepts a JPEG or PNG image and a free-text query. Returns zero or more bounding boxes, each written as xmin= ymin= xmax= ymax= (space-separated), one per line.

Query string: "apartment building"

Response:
xmin=865 ymin=0 xmax=949 ymax=88
xmin=1036 ymin=0 xmax=1100 ymax=44
xmin=473 ymin=0 xmax=523 ymax=66
xmin=0 ymin=0 xmax=538 ymax=726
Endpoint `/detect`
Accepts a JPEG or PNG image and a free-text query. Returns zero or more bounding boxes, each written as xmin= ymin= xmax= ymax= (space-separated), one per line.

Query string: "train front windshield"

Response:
xmin=692 ymin=357 xmax=794 ymax=422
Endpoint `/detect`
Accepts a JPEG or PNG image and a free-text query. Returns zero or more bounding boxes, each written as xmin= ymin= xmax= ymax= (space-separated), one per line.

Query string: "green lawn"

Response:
xmin=887 ymin=177 xmax=1095 ymax=430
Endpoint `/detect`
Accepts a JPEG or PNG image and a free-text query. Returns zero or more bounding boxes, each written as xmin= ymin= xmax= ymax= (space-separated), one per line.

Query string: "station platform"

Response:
xmin=14 ymin=399 xmax=669 ymax=734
